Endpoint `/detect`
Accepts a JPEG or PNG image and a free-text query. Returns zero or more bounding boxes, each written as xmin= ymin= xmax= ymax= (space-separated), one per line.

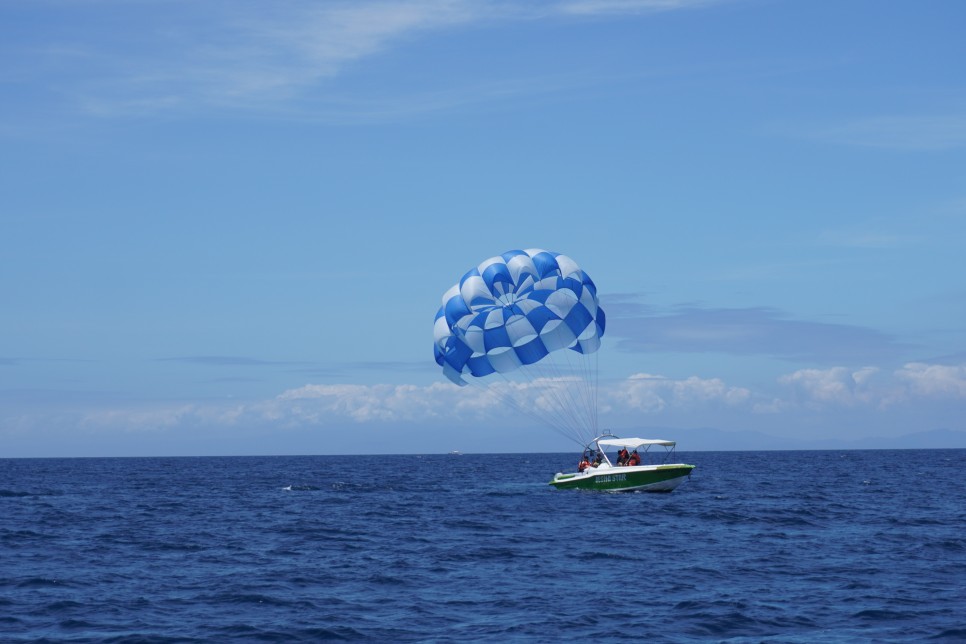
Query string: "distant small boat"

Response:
xmin=448 ymin=450 xmax=462 ymax=456
xmin=549 ymin=435 xmax=695 ymax=492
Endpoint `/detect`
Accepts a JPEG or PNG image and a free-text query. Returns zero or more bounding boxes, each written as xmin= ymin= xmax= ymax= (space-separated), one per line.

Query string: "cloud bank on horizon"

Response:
xmin=5 ymin=360 xmax=965 ymax=443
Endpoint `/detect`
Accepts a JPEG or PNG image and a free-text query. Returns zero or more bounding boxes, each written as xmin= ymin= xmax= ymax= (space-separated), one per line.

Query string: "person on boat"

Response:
xmin=578 ymin=456 xmax=592 ymax=472
xmin=616 ymin=447 xmax=629 ymax=466
xmin=627 ymin=450 xmax=641 ymax=467
xmin=592 ymin=451 xmax=603 ymax=467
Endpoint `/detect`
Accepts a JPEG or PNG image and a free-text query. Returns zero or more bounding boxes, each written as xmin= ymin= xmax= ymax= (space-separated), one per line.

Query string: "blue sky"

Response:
xmin=2 ymin=0 xmax=965 ymax=456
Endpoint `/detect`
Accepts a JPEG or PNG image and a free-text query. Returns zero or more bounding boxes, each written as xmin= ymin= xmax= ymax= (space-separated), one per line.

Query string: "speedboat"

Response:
xmin=549 ymin=435 xmax=695 ymax=492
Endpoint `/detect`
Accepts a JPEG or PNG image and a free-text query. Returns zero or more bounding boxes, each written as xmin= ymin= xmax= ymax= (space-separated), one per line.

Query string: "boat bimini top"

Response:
xmin=596 ymin=437 xmax=675 ymax=449
xmin=588 ymin=435 xmax=680 ymax=467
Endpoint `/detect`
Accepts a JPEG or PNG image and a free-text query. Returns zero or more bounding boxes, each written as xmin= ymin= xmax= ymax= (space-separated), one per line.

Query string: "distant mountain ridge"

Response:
xmin=636 ymin=427 xmax=966 ymax=451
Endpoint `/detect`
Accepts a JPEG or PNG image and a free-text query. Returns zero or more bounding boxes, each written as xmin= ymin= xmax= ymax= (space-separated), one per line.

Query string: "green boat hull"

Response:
xmin=549 ymin=464 xmax=695 ymax=492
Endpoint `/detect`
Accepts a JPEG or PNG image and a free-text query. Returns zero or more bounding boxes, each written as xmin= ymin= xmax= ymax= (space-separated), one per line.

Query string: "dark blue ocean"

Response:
xmin=3 ymin=449 xmax=965 ymax=642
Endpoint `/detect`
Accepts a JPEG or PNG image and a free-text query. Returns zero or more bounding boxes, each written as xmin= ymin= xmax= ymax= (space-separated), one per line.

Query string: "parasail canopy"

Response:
xmin=434 ymin=248 xmax=606 ymax=385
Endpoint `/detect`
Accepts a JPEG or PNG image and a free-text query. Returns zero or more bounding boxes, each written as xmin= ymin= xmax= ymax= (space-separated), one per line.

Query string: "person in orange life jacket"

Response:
xmin=578 ymin=456 xmax=592 ymax=472
xmin=616 ymin=448 xmax=629 ymax=466
xmin=627 ymin=450 xmax=641 ymax=467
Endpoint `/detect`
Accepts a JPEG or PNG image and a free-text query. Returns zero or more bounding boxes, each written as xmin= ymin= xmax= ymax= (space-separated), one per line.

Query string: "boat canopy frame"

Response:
xmin=585 ymin=434 xmax=679 ymax=467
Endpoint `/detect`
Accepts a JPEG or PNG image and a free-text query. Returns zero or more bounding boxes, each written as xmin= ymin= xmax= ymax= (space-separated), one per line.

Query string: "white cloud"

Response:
xmin=894 ymin=362 xmax=966 ymax=399
xmin=812 ymin=114 xmax=966 ymax=151
xmin=275 ymin=381 xmax=464 ymax=423
xmin=559 ymin=0 xmax=726 ymax=15
xmin=24 ymin=0 xmax=729 ymax=118
xmin=282 ymin=2 xmax=479 ymax=67
xmin=30 ymin=373 xmax=759 ymax=436
xmin=273 ymin=380 xmax=582 ymax=425
xmin=777 ymin=363 xmax=966 ymax=409
xmin=80 ymin=405 xmax=199 ymax=431
xmin=80 ymin=1 xmax=486 ymax=115
xmin=241 ymin=1 xmax=485 ymax=83
xmin=6 ymin=362 xmax=966 ymax=446
xmin=778 ymin=366 xmax=881 ymax=407
xmin=611 ymin=372 xmax=752 ymax=412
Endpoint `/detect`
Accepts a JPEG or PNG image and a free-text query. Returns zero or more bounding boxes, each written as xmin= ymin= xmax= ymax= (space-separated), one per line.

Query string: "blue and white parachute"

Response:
xmin=434 ymin=249 xmax=606 ymax=443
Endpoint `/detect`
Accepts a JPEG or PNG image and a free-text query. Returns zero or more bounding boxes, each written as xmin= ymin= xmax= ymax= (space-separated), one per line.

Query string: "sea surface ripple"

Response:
xmin=2 ymin=449 xmax=965 ymax=642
